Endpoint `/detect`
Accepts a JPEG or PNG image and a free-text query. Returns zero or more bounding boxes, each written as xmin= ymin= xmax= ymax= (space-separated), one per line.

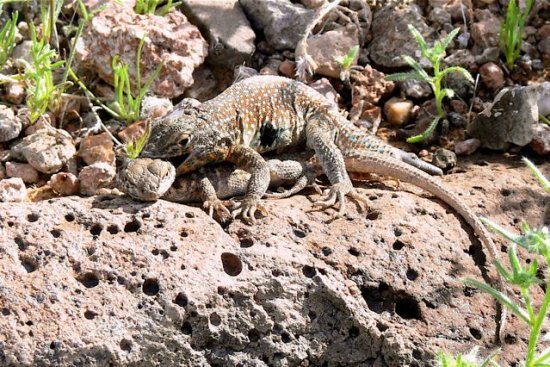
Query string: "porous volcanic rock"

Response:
xmin=0 ymin=157 xmax=545 ymax=366
xmin=75 ymin=3 xmax=207 ymax=98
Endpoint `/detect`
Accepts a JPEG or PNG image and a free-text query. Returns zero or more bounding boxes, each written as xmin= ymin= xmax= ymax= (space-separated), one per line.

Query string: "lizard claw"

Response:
xmin=203 ymin=198 xmax=232 ymax=222
xmin=231 ymin=195 xmax=266 ymax=224
xmin=313 ymin=182 xmax=369 ymax=219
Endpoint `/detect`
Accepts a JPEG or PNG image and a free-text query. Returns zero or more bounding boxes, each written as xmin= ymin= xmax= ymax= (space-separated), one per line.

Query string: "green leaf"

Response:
xmin=385 ymin=71 xmax=428 ymax=83
xmin=523 ymin=157 xmax=550 ymax=193
xmin=463 ymin=278 xmax=531 ymax=324
xmin=407 ymin=24 xmax=429 ymax=58
xmin=441 ymin=28 xmax=461 ymax=51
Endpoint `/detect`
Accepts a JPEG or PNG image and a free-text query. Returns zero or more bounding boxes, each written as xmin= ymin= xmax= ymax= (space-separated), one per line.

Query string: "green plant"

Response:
xmin=24 ymin=24 xmax=66 ymax=122
xmin=337 ymin=45 xmax=359 ymax=82
xmin=69 ymin=35 xmax=163 ymax=125
xmin=437 ymin=348 xmax=498 ymax=367
xmin=500 ymin=0 xmax=533 ymax=70
xmin=0 ymin=10 xmax=18 ymax=69
xmin=108 ymin=36 xmax=163 ymax=124
xmin=386 ymin=25 xmax=473 ymax=143
xmin=39 ymin=0 xmax=63 ymax=45
xmin=460 ymin=159 xmax=550 ymax=367
xmin=124 ymin=123 xmax=151 ymax=159
xmin=135 ymin=0 xmax=177 ymax=16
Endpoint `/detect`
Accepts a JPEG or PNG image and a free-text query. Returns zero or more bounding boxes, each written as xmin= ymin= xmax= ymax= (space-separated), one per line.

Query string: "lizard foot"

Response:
xmin=203 ymin=198 xmax=232 ymax=222
xmin=231 ymin=195 xmax=268 ymax=224
xmin=313 ymin=182 xmax=369 ymax=219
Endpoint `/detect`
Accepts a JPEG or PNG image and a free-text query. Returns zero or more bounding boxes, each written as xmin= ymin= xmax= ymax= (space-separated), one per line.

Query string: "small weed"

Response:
xmin=23 ymin=24 xmax=66 ymax=123
xmin=39 ymin=0 xmax=63 ymax=46
xmin=437 ymin=348 xmax=498 ymax=366
xmin=457 ymin=159 xmax=550 ymax=367
xmin=337 ymin=45 xmax=359 ymax=82
xmin=135 ymin=0 xmax=177 ymax=16
xmin=500 ymin=0 xmax=533 ymax=70
xmin=0 ymin=10 xmax=18 ymax=69
xmin=386 ymin=25 xmax=473 ymax=143
xmin=124 ymin=123 xmax=151 ymax=159
xmin=108 ymin=36 xmax=163 ymax=124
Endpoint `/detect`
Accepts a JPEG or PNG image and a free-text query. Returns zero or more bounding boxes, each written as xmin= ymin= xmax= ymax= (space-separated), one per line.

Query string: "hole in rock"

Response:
xmin=302 ymin=265 xmax=316 ymax=278
xmin=27 ymin=213 xmax=39 ymax=222
xmin=124 ymin=219 xmax=141 ymax=233
xmin=50 ymin=229 xmax=62 ymax=238
xmin=406 ymin=268 xmax=419 ymax=281
xmin=181 ymin=321 xmax=193 ymax=335
xmin=107 ymin=224 xmax=120 ymax=234
xmin=84 ymin=310 xmax=97 ymax=320
xmin=90 ymin=224 xmax=103 ymax=237
xmin=209 ymin=312 xmax=221 ymax=326
xmin=469 ymin=327 xmax=482 ymax=340
xmin=65 ymin=213 xmax=75 ymax=222
xmin=78 ymin=272 xmax=99 ymax=288
xmin=173 ymin=292 xmax=188 ymax=308
xmin=142 ymin=278 xmax=160 ymax=296
xmin=395 ymin=297 xmax=422 ymax=320
xmin=248 ymin=328 xmax=261 ymax=342
xmin=392 ymin=240 xmax=406 ymax=250
xmin=221 ymin=253 xmax=243 ymax=276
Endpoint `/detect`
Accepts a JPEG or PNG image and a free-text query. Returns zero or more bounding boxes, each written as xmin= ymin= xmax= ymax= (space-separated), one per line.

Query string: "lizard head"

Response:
xmin=140 ymin=113 xmax=201 ymax=159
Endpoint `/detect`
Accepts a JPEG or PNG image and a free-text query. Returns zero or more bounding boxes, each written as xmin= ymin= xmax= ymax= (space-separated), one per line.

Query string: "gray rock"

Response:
xmin=467 ymin=87 xmax=539 ymax=150
xmin=443 ymin=49 xmax=475 ymax=69
xmin=369 ymin=6 xmax=436 ymax=68
xmin=239 ymin=0 xmax=315 ymax=50
xmin=0 ymin=177 xmax=26 ymax=202
xmin=475 ymin=47 xmax=500 ymax=64
xmin=0 ymin=104 xmax=22 ymax=142
xmin=398 ymin=80 xmax=433 ymax=99
xmin=442 ymin=71 xmax=473 ymax=98
xmin=181 ymin=0 xmax=255 ymax=68
xmin=454 ymin=138 xmax=481 ymax=155
xmin=432 ymin=148 xmax=457 ymax=170
xmin=10 ymin=128 xmax=76 ymax=173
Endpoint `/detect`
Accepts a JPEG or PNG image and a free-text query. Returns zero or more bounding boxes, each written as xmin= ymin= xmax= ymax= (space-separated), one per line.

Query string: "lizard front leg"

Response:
xmin=226 ymin=145 xmax=270 ymax=222
xmin=306 ymin=117 xmax=369 ymax=217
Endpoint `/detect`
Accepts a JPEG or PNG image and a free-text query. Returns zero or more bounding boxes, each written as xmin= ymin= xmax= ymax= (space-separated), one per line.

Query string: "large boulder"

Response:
xmin=75 ymin=3 xmax=208 ymax=98
xmin=0 ymin=158 xmax=542 ymax=365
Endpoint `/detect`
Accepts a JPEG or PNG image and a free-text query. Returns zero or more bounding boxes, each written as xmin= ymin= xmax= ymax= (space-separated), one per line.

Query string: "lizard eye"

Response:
xmin=177 ymin=135 xmax=189 ymax=148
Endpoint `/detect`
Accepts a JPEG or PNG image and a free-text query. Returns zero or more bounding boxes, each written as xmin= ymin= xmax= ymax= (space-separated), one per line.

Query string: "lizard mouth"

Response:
xmin=169 ymin=154 xmax=189 ymax=169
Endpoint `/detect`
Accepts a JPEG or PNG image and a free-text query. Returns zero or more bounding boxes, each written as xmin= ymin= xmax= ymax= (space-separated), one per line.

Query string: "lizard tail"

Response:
xmin=344 ymin=152 xmax=507 ymax=342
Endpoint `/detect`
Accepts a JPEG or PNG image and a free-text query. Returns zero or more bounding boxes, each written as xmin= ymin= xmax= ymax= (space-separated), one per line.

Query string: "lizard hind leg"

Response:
xmin=314 ymin=184 xmax=369 ymax=218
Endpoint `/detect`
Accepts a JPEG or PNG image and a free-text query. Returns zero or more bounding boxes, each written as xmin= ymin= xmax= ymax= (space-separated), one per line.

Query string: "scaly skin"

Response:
xmin=142 ymin=75 xmax=441 ymax=218
xmin=139 ymin=75 xmax=505 ymax=340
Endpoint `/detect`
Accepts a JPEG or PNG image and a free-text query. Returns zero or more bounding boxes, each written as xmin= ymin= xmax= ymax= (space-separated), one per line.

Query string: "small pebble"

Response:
xmin=384 ymin=97 xmax=414 ymax=126
xmin=48 ymin=172 xmax=80 ymax=196
xmin=0 ymin=177 xmax=27 ymax=202
xmin=5 ymin=162 xmax=40 ymax=184
xmin=454 ymin=138 xmax=481 ymax=156
xmin=479 ymin=62 xmax=504 ymax=91
xmin=278 ymin=60 xmax=296 ymax=78
xmin=78 ymin=163 xmax=116 ymax=196
xmin=432 ymin=148 xmax=457 ymax=170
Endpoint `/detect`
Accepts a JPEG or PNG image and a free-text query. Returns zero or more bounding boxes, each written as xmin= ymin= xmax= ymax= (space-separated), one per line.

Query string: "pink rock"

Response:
xmin=78 ymin=133 xmax=115 ymax=165
xmin=6 ymin=162 xmax=40 ymax=184
xmin=78 ymin=162 xmax=116 ymax=196
xmin=118 ymin=121 xmax=148 ymax=144
xmin=0 ymin=105 xmax=22 ymax=142
xmin=530 ymin=124 xmax=550 ymax=155
xmin=454 ymin=138 xmax=481 ymax=155
xmin=308 ymin=78 xmax=339 ymax=107
xmin=471 ymin=14 xmax=501 ymax=48
xmin=24 ymin=114 xmax=53 ymax=136
xmin=296 ymin=26 xmax=359 ymax=79
xmin=48 ymin=172 xmax=80 ymax=196
xmin=0 ymin=177 xmax=26 ymax=202
xmin=479 ymin=62 xmax=504 ymax=91
xmin=76 ymin=3 xmax=207 ymax=98
xmin=349 ymin=65 xmax=395 ymax=126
